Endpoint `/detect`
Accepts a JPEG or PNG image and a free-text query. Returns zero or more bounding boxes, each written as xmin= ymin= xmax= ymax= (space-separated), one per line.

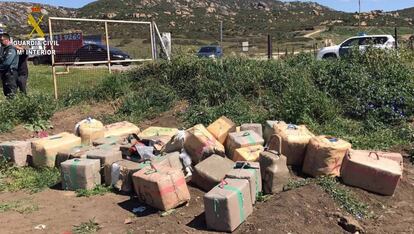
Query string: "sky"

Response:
xmin=1 ymin=0 xmax=414 ymax=12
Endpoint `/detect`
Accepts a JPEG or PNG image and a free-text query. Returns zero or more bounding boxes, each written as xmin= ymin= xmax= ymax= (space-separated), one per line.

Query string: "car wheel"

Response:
xmin=32 ymin=57 xmax=40 ymax=66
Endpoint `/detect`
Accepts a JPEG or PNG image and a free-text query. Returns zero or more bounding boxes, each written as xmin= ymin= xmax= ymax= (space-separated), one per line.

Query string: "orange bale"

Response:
xmin=341 ymin=150 xmax=402 ymax=196
xmin=207 ymin=116 xmax=236 ymax=144
xmin=132 ymin=165 xmax=190 ymax=211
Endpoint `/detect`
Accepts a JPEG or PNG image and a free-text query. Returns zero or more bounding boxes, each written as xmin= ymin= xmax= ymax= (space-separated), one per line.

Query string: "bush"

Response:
xmin=309 ymin=49 xmax=414 ymax=125
xmin=0 ymin=93 xmax=57 ymax=132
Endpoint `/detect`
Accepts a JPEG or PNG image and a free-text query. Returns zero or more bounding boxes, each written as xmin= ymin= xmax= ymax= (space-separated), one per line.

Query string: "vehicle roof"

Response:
xmin=346 ymin=35 xmax=395 ymax=39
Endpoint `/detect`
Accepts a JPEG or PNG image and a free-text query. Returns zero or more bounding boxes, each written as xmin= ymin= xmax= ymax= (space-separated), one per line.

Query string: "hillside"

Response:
xmin=0 ymin=2 xmax=75 ymax=36
xmin=77 ymin=0 xmax=352 ymax=39
xmin=0 ymin=1 xmax=413 ymax=40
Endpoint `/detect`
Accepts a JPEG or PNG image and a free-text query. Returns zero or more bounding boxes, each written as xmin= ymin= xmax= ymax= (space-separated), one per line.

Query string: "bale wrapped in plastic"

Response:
xmin=259 ymin=150 xmax=290 ymax=194
xmin=302 ymin=135 xmax=351 ymax=177
xmin=225 ymin=161 xmax=262 ymax=204
xmin=32 ymin=132 xmax=81 ymax=168
xmin=103 ymin=121 xmax=140 ymax=138
xmin=204 ymin=179 xmax=253 ymax=232
xmin=138 ymin=127 xmax=178 ymax=139
xmin=267 ymin=123 xmax=315 ymax=166
xmin=226 ymin=130 xmax=264 ymax=160
xmin=56 ymin=145 xmax=95 ymax=168
xmin=232 ymin=145 xmax=264 ymax=162
xmin=132 ymin=165 xmax=190 ymax=211
xmin=206 ymin=116 xmax=236 ymax=144
xmin=341 ymin=150 xmax=402 ymax=196
xmin=191 ymin=154 xmax=234 ymax=191
xmin=240 ymin=123 xmax=263 ymax=138
xmin=0 ymin=141 xmax=31 ymax=167
xmin=61 ymin=158 xmax=101 ymax=191
xmin=184 ymin=124 xmax=225 ymax=165
xmin=74 ymin=118 xmax=105 ymax=145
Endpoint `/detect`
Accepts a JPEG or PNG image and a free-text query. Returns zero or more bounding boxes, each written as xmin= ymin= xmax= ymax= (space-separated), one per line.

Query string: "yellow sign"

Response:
xmin=28 ymin=11 xmax=45 ymax=38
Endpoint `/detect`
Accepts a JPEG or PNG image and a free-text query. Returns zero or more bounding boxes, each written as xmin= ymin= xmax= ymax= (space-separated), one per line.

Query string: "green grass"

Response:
xmin=0 ymin=200 xmax=39 ymax=214
xmin=284 ymin=177 xmax=370 ymax=218
xmin=75 ymin=185 xmax=113 ymax=197
xmin=0 ymin=161 xmax=61 ymax=193
xmin=72 ymin=218 xmax=101 ymax=234
xmin=0 ymin=65 xmax=109 ymax=101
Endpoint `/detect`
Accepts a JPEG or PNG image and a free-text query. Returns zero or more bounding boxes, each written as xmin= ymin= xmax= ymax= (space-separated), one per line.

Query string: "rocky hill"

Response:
xmin=0 ymin=2 xmax=75 ymax=36
xmin=1 ymin=1 xmax=413 ymax=39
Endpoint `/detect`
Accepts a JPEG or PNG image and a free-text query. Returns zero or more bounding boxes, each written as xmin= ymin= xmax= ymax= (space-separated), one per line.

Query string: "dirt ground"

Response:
xmin=0 ymin=103 xmax=413 ymax=234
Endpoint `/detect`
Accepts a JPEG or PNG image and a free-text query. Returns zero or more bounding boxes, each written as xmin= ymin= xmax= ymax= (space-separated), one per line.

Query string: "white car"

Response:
xmin=317 ymin=35 xmax=396 ymax=60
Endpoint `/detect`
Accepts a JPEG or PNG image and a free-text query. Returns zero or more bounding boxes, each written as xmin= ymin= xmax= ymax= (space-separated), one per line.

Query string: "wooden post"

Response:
xmin=277 ymin=47 xmax=280 ymax=60
xmin=267 ymin=34 xmax=272 ymax=60
xmin=104 ymin=21 xmax=112 ymax=74
xmin=394 ymin=27 xmax=398 ymax=50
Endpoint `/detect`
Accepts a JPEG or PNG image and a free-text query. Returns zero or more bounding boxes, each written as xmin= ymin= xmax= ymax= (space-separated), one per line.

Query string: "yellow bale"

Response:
xmin=206 ymin=116 xmax=236 ymax=144
xmin=32 ymin=132 xmax=81 ymax=168
xmin=184 ymin=124 xmax=225 ymax=164
xmin=77 ymin=119 xmax=105 ymax=145
xmin=233 ymin=145 xmax=264 ymax=162
xmin=104 ymin=121 xmax=140 ymax=137
xmin=138 ymin=127 xmax=178 ymax=139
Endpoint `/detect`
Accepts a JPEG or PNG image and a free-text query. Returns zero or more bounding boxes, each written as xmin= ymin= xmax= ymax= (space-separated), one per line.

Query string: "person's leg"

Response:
xmin=3 ymin=71 xmax=18 ymax=97
xmin=17 ymin=74 xmax=28 ymax=94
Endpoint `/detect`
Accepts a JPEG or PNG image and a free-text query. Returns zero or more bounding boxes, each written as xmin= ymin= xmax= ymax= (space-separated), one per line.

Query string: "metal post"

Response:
xmin=267 ymin=34 xmax=272 ymax=60
xmin=150 ymin=22 xmax=155 ymax=60
xmin=104 ymin=21 xmax=111 ymax=74
xmin=358 ymin=0 xmax=361 ymax=28
xmin=220 ymin=21 xmax=223 ymax=46
xmin=48 ymin=18 xmax=58 ymax=99
xmin=277 ymin=47 xmax=280 ymax=60
xmin=394 ymin=27 xmax=398 ymax=50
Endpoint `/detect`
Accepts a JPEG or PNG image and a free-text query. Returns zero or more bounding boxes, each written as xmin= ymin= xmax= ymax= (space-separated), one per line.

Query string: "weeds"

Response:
xmin=75 ymin=185 xmax=112 ymax=197
xmin=72 ymin=218 xmax=101 ymax=234
xmin=0 ymin=200 xmax=39 ymax=214
xmin=316 ymin=177 xmax=370 ymax=218
xmin=284 ymin=177 xmax=370 ymax=218
xmin=0 ymin=163 xmax=60 ymax=193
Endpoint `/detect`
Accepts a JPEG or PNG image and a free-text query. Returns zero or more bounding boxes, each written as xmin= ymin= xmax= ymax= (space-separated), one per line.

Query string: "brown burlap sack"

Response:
xmin=267 ymin=123 xmax=314 ymax=166
xmin=302 ymin=135 xmax=351 ymax=177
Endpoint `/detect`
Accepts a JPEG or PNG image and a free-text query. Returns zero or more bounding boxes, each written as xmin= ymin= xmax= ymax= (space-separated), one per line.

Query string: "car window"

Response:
xmin=359 ymin=37 xmax=374 ymax=46
xmin=372 ymin=37 xmax=388 ymax=45
xmin=341 ymin=38 xmax=359 ymax=47
xmin=199 ymin=47 xmax=217 ymax=53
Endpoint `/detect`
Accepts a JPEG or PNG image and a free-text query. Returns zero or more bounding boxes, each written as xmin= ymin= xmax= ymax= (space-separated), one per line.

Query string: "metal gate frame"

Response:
xmin=48 ymin=17 xmax=170 ymax=99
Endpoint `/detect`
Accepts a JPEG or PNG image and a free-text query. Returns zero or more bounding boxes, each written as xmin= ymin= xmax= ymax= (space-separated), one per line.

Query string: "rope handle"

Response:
xmin=218 ymin=179 xmax=228 ymax=189
xmin=242 ymin=132 xmax=250 ymax=137
xmin=368 ymin=152 xmax=380 ymax=160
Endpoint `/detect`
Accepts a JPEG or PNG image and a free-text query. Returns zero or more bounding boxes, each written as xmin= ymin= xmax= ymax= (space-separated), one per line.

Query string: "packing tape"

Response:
xmin=223 ymin=185 xmax=245 ymax=222
xmin=70 ymin=159 xmax=81 ymax=189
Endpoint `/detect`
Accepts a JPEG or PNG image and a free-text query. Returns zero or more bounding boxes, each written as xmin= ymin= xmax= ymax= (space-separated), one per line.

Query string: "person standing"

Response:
xmin=14 ymin=44 xmax=29 ymax=94
xmin=0 ymin=33 xmax=19 ymax=97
